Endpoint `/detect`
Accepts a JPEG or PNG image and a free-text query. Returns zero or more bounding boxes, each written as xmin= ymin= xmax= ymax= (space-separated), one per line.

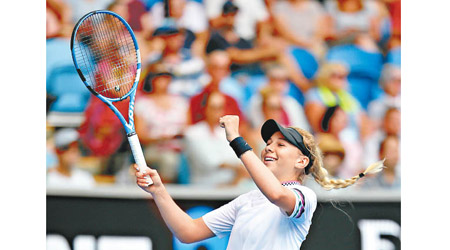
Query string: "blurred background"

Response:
xmin=46 ymin=0 xmax=401 ymax=249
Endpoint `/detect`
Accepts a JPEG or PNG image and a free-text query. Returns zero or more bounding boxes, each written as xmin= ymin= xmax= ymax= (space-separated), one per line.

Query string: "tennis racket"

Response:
xmin=71 ymin=10 xmax=152 ymax=185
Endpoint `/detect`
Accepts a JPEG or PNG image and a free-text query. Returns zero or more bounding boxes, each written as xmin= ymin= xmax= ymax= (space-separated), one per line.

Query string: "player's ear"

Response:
xmin=294 ymin=156 xmax=309 ymax=170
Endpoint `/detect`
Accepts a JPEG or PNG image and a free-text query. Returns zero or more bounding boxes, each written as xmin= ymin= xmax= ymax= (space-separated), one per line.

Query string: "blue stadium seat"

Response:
xmin=386 ymin=47 xmax=401 ymax=67
xmin=177 ymin=153 xmax=190 ymax=184
xmin=379 ymin=17 xmax=392 ymax=47
xmin=173 ymin=206 xmax=229 ymax=250
xmin=47 ymin=65 xmax=91 ymax=112
xmin=326 ymin=44 xmax=383 ymax=109
xmin=288 ymin=46 xmax=319 ymax=80
xmin=241 ymin=75 xmax=306 ymax=106
xmin=242 ymin=74 xmax=267 ymax=106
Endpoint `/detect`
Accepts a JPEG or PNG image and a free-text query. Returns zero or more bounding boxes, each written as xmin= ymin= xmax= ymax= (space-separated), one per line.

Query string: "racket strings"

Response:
xmin=73 ymin=12 xmax=138 ymax=99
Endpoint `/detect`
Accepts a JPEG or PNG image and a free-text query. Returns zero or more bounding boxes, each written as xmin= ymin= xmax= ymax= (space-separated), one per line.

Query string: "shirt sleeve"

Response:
xmin=283 ymin=186 xmax=317 ymax=220
xmin=202 ymin=195 xmax=243 ymax=238
xmin=286 ymin=188 xmax=306 ymax=219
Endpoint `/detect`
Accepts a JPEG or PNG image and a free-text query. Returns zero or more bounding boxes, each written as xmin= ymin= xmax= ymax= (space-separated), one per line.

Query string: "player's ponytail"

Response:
xmin=291 ymin=127 xmax=384 ymax=190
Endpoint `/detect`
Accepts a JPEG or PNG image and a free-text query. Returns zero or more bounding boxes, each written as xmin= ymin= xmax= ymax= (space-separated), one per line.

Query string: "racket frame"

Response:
xmin=70 ymin=10 xmax=152 ymax=185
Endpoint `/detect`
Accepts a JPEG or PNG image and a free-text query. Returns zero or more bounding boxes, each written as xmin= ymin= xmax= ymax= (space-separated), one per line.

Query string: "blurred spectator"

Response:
xmin=316 ymin=133 xmax=346 ymax=178
xmin=78 ymin=97 xmax=129 ymax=175
xmin=107 ymin=0 xmax=154 ymax=61
xmin=65 ymin=0 xmax=114 ymax=23
xmin=108 ymin=0 xmax=152 ymax=34
xmin=184 ymin=92 xmax=248 ymax=186
xmin=304 ymin=62 xmax=373 ymax=140
xmin=134 ymin=66 xmax=188 ymax=183
xmin=206 ymin=1 xmax=284 ymax=75
xmin=47 ymin=0 xmax=86 ymax=112
xmin=367 ymin=63 xmax=400 ymax=129
xmin=46 ymin=0 xmax=72 ymax=39
xmin=150 ymin=0 xmax=209 ymax=57
xmin=324 ymin=0 xmax=388 ymax=52
xmin=205 ymin=0 xmax=270 ymax=42
xmin=317 ymin=105 xmax=363 ymax=178
xmin=144 ymin=23 xmax=206 ymax=98
xmin=361 ymin=135 xmax=400 ymax=189
xmin=188 ymin=51 xmax=246 ymax=126
xmin=247 ymin=65 xmax=310 ymax=131
xmin=363 ymin=107 xmax=400 ymax=171
xmin=206 ymin=1 xmax=292 ymax=75
xmin=271 ymin=0 xmax=330 ymax=58
xmin=47 ymin=128 xmax=96 ymax=188
xmin=305 ymin=62 xmax=373 ymax=177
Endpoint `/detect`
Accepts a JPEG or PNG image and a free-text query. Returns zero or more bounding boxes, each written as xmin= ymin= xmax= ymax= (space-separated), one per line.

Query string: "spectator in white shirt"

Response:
xmin=47 ymin=128 xmax=96 ymax=188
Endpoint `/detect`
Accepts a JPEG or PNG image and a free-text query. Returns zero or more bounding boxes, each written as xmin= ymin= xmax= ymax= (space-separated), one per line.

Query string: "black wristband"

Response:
xmin=229 ymin=137 xmax=252 ymax=158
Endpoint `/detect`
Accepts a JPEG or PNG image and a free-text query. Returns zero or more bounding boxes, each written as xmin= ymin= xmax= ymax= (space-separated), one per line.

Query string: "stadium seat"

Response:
xmin=288 ymin=46 xmax=319 ymax=80
xmin=379 ymin=17 xmax=392 ymax=47
xmin=47 ymin=65 xmax=92 ymax=112
xmin=386 ymin=47 xmax=401 ymax=67
xmin=241 ymin=74 xmax=306 ymax=106
xmin=242 ymin=74 xmax=267 ymax=106
xmin=177 ymin=153 xmax=191 ymax=184
xmin=326 ymin=44 xmax=384 ymax=109
xmin=173 ymin=206 xmax=229 ymax=250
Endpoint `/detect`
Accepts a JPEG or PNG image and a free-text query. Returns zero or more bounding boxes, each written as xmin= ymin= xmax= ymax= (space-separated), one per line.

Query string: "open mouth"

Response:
xmin=264 ymin=156 xmax=277 ymax=163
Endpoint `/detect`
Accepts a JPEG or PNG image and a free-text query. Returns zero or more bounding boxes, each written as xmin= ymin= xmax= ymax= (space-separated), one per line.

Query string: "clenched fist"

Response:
xmin=219 ymin=115 xmax=240 ymax=142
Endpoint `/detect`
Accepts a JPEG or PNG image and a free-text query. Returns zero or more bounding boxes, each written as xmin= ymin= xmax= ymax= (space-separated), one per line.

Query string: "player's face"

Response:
xmin=261 ymin=132 xmax=303 ymax=179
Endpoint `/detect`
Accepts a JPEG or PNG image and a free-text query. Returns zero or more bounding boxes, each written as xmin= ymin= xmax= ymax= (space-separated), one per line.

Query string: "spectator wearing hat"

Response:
xmin=205 ymin=0 xmax=270 ymax=42
xmin=206 ymin=1 xmax=285 ymax=75
xmin=47 ymin=128 xmax=96 ymax=188
xmin=317 ymin=133 xmax=346 ymax=178
xmin=134 ymin=65 xmax=188 ymax=183
xmin=317 ymin=105 xmax=364 ymax=179
xmin=144 ymin=22 xmax=206 ymax=99
xmin=149 ymin=0 xmax=209 ymax=57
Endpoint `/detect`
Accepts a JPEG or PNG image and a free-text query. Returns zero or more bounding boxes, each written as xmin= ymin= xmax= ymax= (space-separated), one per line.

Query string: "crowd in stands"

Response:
xmin=46 ymin=0 xmax=401 ymax=191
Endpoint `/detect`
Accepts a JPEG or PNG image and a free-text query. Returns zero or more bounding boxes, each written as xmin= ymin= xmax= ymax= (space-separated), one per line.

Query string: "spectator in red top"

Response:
xmin=78 ymin=97 xmax=129 ymax=174
xmin=188 ymin=51 xmax=246 ymax=126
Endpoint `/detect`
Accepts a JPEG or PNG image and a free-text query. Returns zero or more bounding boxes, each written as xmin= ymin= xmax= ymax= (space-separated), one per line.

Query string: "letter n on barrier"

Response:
xmin=358 ymin=219 xmax=400 ymax=250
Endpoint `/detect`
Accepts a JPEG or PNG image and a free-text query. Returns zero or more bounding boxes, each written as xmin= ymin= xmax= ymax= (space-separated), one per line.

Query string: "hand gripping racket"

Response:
xmin=71 ymin=10 xmax=152 ymax=185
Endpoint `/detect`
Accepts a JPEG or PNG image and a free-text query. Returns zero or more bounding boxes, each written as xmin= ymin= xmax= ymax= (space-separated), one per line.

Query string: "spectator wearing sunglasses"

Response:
xmin=304 ymin=62 xmax=372 ymax=177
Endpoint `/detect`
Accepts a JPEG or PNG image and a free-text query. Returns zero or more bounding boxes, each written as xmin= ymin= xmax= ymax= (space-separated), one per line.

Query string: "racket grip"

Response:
xmin=128 ymin=133 xmax=153 ymax=185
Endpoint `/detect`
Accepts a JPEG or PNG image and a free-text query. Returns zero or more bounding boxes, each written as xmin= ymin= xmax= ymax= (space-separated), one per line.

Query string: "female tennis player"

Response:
xmin=135 ymin=115 xmax=383 ymax=249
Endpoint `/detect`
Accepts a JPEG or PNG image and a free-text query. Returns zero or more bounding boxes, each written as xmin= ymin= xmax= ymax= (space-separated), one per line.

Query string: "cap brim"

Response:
xmin=261 ymin=119 xmax=298 ymax=146
xmin=152 ymin=27 xmax=181 ymax=37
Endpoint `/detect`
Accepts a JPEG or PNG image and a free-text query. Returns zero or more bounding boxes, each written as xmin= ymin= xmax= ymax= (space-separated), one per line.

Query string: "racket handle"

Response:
xmin=128 ymin=133 xmax=153 ymax=185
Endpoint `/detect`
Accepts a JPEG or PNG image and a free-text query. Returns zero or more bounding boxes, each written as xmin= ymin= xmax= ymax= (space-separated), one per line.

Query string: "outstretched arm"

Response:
xmin=219 ymin=116 xmax=297 ymax=215
xmin=135 ymin=166 xmax=214 ymax=243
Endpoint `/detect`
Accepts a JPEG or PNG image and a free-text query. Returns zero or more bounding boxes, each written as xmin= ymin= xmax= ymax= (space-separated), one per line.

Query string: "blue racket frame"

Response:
xmin=70 ymin=10 xmax=141 ymax=136
xmin=70 ymin=10 xmax=152 ymax=185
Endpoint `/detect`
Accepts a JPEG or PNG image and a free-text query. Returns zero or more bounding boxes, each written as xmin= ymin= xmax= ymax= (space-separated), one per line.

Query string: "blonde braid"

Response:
xmin=292 ymin=128 xmax=384 ymax=190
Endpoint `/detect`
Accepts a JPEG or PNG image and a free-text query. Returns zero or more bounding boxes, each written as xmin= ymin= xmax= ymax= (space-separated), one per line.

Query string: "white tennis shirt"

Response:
xmin=202 ymin=182 xmax=317 ymax=249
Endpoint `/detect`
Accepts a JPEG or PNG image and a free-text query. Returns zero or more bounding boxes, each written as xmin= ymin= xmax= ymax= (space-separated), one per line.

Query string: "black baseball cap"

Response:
xmin=261 ymin=119 xmax=313 ymax=174
xmin=222 ymin=1 xmax=239 ymax=15
xmin=152 ymin=24 xmax=181 ymax=37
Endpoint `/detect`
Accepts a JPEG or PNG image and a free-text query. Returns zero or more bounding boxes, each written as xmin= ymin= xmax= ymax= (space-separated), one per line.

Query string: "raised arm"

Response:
xmin=219 ymin=115 xmax=297 ymax=215
xmin=135 ymin=165 xmax=214 ymax=243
